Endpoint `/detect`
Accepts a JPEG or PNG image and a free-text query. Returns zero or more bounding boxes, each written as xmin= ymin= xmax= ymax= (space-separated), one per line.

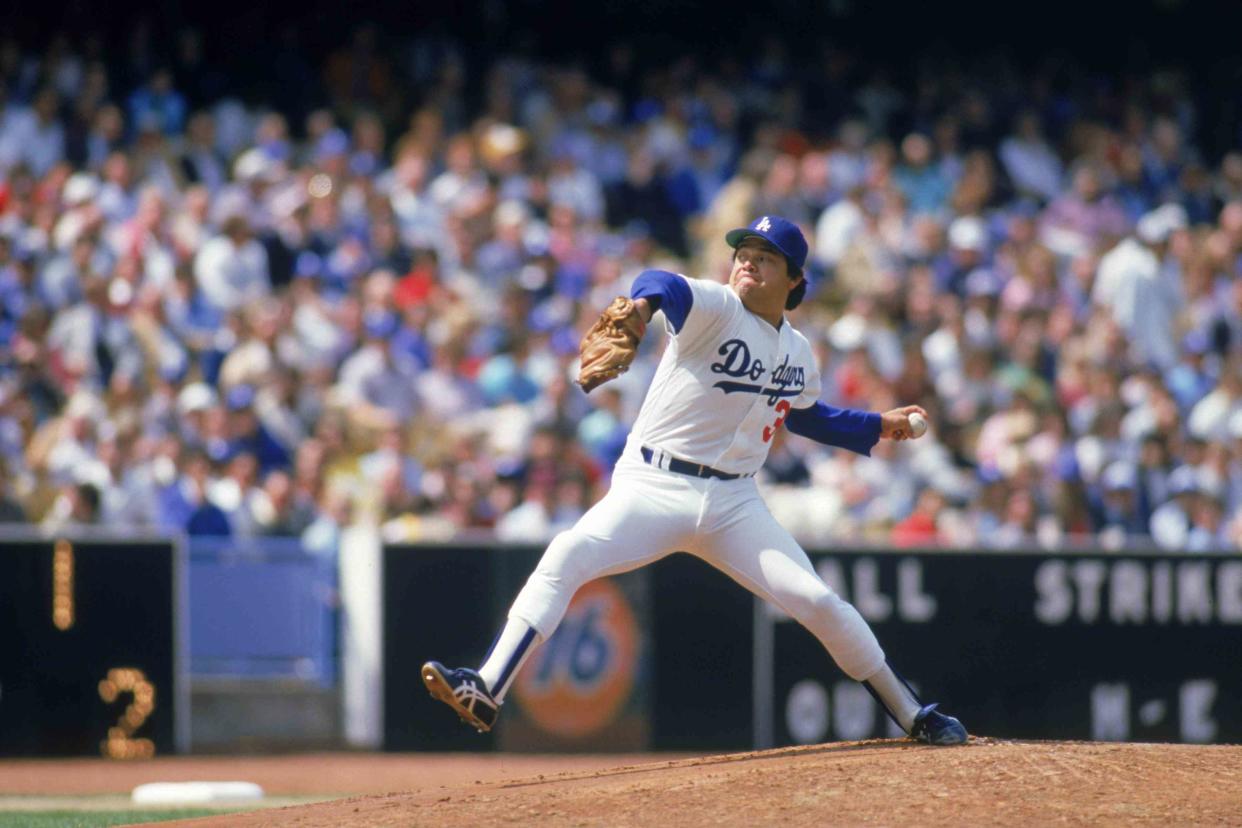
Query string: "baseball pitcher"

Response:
xmin=423 ymin=216 xmax=967 ymax=746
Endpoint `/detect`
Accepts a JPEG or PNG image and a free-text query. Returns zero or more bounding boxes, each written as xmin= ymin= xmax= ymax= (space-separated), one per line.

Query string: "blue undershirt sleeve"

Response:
xmin=630 ymin=269 xmax=693 ymax=333
xmin=785 ymin=402 xmax=882 ymax=456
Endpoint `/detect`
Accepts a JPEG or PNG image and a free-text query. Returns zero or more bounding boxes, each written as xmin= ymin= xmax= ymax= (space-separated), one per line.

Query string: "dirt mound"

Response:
xmin=167 ymin=739 xmax=1242 ymax=827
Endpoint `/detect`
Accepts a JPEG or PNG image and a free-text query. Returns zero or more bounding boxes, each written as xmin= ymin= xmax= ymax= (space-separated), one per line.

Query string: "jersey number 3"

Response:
xmin=762 ymin=400 xmax=791 ymax=443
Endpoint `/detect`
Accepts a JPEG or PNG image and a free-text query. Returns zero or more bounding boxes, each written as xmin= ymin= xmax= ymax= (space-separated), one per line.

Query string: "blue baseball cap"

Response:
xmin=725 ymin=215 xmax=808 ymax=271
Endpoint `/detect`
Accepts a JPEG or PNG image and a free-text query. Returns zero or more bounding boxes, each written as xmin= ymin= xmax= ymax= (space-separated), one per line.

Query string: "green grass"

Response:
xmin=0 ymin=810 xmax=236 ymax=826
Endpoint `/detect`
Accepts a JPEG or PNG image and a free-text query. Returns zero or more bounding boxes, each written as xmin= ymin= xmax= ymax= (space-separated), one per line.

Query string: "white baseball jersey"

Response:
xmin=627 ymin=275 xmax=822 ymax=475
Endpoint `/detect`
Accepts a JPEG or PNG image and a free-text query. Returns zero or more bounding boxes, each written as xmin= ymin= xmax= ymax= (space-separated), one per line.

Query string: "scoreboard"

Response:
xmin=0 ymin=537 xmax=185 ymax=757
xmin=761 ymin=551 xmax=1242 ymax=746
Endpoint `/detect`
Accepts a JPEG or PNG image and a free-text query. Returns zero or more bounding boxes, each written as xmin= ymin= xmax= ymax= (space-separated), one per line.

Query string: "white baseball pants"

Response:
xmin=507 ymin=456 xmax=886 ymax=681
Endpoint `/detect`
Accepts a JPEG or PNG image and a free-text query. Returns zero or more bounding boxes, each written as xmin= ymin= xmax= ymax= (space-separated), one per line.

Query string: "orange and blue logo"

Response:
xmin=512 ymin=579 xmax=639 ymax=738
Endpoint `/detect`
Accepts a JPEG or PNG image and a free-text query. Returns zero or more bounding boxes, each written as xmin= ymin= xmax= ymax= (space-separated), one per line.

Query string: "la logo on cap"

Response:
xmin=756 ymin=216 xmax=771 ymax=232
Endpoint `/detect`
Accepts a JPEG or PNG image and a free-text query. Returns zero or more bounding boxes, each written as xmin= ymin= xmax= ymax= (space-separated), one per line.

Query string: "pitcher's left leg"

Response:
xmin=700 ymin=497 xmax=966 ymax=745
xmin=697 ymin=507 xmax=884 ymax=681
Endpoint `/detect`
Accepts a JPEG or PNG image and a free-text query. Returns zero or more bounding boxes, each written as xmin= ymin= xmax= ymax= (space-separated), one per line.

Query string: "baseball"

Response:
xmin=908 ymin=412 xmax=928 ymax=438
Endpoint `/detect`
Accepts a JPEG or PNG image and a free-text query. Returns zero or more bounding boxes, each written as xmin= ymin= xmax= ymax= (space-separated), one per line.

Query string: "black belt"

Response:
xmin=640 ymin=446 xmax=755 ymax=480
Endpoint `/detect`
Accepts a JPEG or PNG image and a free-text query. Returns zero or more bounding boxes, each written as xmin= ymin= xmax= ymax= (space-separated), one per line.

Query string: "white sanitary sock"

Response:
xmin=863 ymin=662 xmax=922 ymax=732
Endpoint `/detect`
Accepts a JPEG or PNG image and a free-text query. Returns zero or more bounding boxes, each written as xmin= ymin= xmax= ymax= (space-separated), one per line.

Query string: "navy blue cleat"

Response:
xmin=421 ymin=661 xmax=499 ymax=733
xmin=910 ymin=704 xmax=968 ymax=746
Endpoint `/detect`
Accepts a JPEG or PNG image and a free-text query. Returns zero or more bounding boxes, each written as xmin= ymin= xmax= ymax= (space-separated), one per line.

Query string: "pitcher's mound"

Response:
xmin=179 ymin=738 xmax=1242 ymax=827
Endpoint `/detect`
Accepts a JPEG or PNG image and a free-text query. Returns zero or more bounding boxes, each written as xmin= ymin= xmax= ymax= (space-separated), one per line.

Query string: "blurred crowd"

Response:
xmin=0 ymin=27 xmax=1240 ymax=553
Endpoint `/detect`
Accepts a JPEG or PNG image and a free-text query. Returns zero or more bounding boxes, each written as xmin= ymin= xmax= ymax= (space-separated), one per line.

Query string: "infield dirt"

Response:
xmin=4 ymin=739 xmax=1240 ymax=826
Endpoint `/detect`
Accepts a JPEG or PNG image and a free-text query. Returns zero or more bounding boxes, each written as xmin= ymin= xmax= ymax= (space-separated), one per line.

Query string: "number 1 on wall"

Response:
xmin=53 ymin=539 xmax=74 ymax=631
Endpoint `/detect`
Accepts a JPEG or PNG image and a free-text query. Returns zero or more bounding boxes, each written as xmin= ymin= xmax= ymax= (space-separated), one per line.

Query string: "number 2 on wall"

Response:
xmin=762 ymin=400 xmax=792 ymax=443
xmin=98 ymin=668 xmax=156 ymax=759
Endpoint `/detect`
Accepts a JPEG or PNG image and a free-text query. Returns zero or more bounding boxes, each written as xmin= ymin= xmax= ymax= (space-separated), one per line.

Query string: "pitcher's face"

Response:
xmin=729 ymin=238 xmax=798 ymax=317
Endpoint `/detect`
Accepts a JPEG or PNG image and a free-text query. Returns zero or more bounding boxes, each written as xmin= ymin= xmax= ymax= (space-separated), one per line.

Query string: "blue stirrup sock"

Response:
xmin=478 ymin=618 xmax=541 ymax=702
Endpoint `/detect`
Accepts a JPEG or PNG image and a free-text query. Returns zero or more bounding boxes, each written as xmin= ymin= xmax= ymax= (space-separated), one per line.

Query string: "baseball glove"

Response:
xmin=577 ymin=296 xmax=646 ymax=393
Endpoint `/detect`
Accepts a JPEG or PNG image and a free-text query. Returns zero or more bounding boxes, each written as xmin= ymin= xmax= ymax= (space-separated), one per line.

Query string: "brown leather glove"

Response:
xmin=577 ymin=296 xmax=647 ymax=393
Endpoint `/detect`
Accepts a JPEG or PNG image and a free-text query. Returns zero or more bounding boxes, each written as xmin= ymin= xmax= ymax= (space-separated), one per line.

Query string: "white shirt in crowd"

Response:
xmin=193 ymin=233 xmax=270 ymax=312
xmin=814 ymin=197 xmax=864 ymax=269
xmin=1093 ymin=237 xmax=1182 ymax=369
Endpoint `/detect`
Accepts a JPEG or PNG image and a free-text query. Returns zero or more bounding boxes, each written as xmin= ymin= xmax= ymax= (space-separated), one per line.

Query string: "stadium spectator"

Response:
xmin=194 ymin=214 xmax=270 ymax=313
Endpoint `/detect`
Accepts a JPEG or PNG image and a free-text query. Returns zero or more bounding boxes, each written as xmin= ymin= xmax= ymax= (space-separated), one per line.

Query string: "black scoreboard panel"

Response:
xmin=766 ymin=551 xmax=1242 ymax=745
xmin=0 ymin=538 xmax=183 ymax=757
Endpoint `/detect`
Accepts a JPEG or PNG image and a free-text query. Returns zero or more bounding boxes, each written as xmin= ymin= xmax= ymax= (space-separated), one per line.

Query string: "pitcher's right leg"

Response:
xmin=424 ymin=466 xmax=698 ymax=731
